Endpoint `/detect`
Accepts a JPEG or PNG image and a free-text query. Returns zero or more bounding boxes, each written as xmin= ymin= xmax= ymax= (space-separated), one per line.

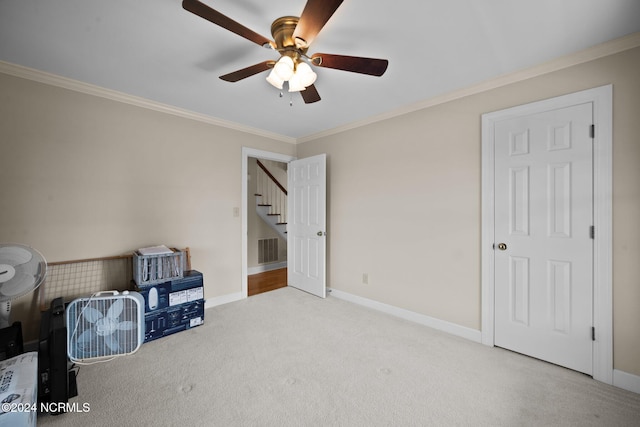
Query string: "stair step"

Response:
xmin=255 ymin=191 xmax=287 ymax=240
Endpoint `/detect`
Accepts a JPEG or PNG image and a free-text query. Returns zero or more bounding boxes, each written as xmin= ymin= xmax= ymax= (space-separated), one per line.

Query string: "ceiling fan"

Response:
xmin=182 ymin=0 xmax=389 ymax=104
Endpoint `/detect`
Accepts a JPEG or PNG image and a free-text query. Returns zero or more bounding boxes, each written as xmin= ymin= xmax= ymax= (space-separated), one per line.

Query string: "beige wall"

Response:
xmin=0 ymin=73 xmax=295 ymax=339
xmin=297 ymin=46 xmax=640 ymax=376
xmin=1 ymin=46 xmax=638 ymax=377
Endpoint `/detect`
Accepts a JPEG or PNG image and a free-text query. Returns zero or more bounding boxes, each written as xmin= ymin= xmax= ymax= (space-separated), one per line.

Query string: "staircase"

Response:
xmin=255 ymin=160 xmax=287 ymax=240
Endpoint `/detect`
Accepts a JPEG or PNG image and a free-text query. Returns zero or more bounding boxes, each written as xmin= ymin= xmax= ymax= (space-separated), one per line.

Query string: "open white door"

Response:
xmin=287 ymin=154 xmax=326 ymax=298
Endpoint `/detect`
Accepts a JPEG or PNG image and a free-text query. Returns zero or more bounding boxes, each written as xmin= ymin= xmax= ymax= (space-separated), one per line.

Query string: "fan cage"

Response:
xmin=66 ymin=292 xmax=144 ymax=362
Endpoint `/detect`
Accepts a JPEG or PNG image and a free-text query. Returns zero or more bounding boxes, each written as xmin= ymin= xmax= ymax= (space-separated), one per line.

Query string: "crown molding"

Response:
xmin=2 ymin=31 xmax=638 ymax=146
xmin=297 ymin=31 xmax=640 ymax=144
xmin=0 ymin=61 xmax=296 ymax=145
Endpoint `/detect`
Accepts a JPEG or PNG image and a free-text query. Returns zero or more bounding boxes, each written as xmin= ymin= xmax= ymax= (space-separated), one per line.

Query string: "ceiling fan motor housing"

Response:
xmin=271 ymin=16 xmax=308 ymax=61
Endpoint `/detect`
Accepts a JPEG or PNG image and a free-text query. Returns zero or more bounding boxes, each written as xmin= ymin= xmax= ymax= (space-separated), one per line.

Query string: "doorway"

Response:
xmin=242 ymin=148 xmax=295 ymax=298
xmin=242 ymin=148 xmax=328 ymax=300
xmin=481 ymin=85 xmax=613 ymax=384
xmin=247 ymin=157 xmax=288 ymax=296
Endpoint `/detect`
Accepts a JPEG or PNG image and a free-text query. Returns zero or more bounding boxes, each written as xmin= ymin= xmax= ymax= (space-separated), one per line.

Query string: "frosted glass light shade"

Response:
xmin=266 ymin=69 xmax=284 ymax=89
xmin=288 ymin=72 xmax=306 ymax=92
xmin=273 ymin=56 xmax=294 ymax=80
xmin=296 ymin=62 xmax=317 ymax=87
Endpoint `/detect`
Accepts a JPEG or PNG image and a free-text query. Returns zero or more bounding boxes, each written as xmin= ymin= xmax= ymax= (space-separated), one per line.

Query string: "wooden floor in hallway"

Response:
xmin=248 ymin=268 xmax=287 ymax=296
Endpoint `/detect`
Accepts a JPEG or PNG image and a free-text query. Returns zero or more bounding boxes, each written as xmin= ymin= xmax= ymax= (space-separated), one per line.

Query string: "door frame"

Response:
xmin=480 ymin=85 xmax=613 ymax=384
xmin=242 ymin=147 xmax=296 ymax=299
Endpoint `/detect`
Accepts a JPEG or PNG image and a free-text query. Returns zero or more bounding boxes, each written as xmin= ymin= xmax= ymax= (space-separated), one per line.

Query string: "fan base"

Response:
xmin=271 ymin=16 xmax=308 ymax=55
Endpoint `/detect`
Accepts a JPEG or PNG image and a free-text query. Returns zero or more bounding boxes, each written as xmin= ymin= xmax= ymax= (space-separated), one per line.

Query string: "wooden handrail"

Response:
xmin=256 ymin=159 xmax=288 ymax=196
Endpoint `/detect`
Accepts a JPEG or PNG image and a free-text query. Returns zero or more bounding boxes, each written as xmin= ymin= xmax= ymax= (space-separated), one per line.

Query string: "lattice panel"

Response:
xmin=38 ymin=248 xmax=191 ymax=310
xmin=39 ymin=257 xmax=133 ymax=310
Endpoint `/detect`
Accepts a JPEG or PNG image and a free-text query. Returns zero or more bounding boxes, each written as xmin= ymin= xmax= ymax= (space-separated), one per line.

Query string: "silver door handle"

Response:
xmin=317 ymin=231 xmax=324 ymax=236
xmin=497 ymin=243 xmax=507 ymax=251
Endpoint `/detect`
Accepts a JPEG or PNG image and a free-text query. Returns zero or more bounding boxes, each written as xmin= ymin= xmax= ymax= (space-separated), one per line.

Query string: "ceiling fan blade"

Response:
xmin=220 ymin=61 xmax=275 ymax=82
xmin=182 ymin=0 xmax=274 ymax=48
xmin=311 ymin=53 xmax=389 ymax=76
xmin=301 ymin=84 xmax=321 ymax=104
xmin=292 ymin=0 xmax=344 ymax=48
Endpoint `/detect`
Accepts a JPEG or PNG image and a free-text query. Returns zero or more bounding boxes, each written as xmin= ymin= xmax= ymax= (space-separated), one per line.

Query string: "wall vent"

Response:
xmin=258 ymin=238 xmax=279 ymax=264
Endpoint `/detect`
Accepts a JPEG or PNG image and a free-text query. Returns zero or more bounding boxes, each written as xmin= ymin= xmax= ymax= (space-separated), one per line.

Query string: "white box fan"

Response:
xmin=66 ymin=291 xmax=144 ymax=363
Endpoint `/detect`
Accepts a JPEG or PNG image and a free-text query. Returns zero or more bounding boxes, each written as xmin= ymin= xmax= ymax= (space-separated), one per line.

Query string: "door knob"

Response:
xmin=317 ymin=231 xmax=324 ymax=236
xmin=497 ymin=243 xmax=507 ymax=251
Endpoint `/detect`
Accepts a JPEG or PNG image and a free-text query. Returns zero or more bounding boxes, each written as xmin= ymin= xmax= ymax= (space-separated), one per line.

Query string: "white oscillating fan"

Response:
xmin=0 ymin=243 xmax=47 ymax=328
xmin=66 ymin=291 xmax=144 ymax=363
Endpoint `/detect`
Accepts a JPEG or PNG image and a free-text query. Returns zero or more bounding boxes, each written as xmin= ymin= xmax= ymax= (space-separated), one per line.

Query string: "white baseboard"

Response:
xmin=328 ymin=288 xmax=482 ymax=343
xmin=204 ymin=292 xmax=243 ymax=309
xmin=247 ymin=262 xmax=287 ymax=275
xmin=613 ymin=369 xmax=640 ymax=394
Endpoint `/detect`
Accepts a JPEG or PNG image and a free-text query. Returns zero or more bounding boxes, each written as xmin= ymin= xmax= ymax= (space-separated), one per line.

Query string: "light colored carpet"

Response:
xmin=38 ymin=287 xmax=640 ymax=426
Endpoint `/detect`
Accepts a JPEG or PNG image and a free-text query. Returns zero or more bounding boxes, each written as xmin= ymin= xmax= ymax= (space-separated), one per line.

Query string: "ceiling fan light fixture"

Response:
xmin=287 ymin=72 xmax=307 ymax=92
xmin=183 ymin=0 xmax=389 ymax=104
xmin=273 ymin=55 xmax=295 ymax=80
xmin=266 ymin=69 xmax=284 ymax=89
xmin=295 ymin=61 xmax=317 ymax=87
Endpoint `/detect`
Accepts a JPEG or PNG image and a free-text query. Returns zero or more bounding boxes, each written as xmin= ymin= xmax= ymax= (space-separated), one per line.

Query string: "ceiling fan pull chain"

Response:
xmin=290 ymin=93 xmax=294 ymax=107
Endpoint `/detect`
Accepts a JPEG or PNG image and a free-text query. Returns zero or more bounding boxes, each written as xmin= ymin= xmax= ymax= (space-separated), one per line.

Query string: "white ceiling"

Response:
xmin=1 ymin=0 xmax=639 ymax=140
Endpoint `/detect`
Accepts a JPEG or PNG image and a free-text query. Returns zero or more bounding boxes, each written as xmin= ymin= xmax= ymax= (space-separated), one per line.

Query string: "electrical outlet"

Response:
xmin=362 ymin=273 xmax=368 ymax=285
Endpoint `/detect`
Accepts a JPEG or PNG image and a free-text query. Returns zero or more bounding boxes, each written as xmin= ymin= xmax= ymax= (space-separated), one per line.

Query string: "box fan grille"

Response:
xmin=66 ymin=291 xmax=144 ymax=363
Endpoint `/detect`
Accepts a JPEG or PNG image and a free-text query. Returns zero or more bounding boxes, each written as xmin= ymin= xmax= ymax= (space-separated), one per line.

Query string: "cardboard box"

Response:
xmin=134 ymin=270 xmax=203 ymax=311
xmin=0 ymin=352 xmax=38 ymax=427
xmin=141 ymin=299 xmax=204 ymax=343
xmin=133 ymin=270 xmax=205 ymax=343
